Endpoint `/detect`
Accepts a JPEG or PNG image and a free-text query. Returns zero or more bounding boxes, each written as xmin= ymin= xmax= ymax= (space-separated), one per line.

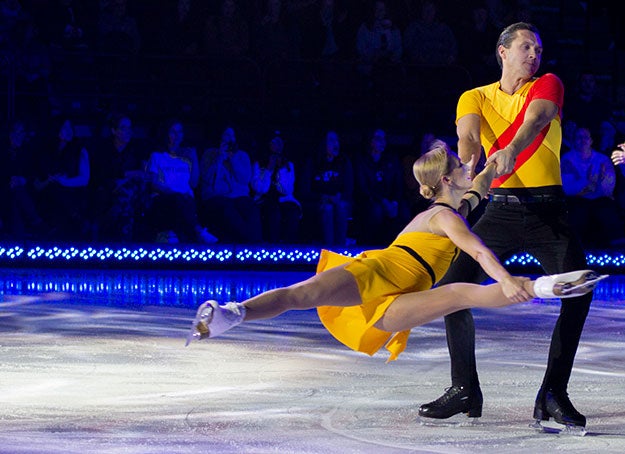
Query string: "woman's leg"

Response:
xmin=376 ymin=280 xmax=535 ymax=333
xmin=243 ymin=266 xmax=362 ymax=320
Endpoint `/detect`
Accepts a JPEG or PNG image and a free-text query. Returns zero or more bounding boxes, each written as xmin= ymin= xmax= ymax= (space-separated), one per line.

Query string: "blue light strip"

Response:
xmin=0 ymin=243 xmax=622 ymax=270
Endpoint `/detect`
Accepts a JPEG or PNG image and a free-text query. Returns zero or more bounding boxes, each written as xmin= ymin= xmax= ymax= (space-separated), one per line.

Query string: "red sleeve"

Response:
xmin=528 ymin=73 xmax=564 ymax=112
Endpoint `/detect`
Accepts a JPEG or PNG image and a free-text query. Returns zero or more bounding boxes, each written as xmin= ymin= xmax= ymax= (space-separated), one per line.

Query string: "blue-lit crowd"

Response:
xmin=2 ymin=0 xmax=625 ymax=249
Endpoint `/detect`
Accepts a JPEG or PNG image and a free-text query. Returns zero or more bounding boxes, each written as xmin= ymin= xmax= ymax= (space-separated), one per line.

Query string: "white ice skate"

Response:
xmin=185 ymin=300 xmax=246 ymax=346
xmin=529 ymin=419 xmax=587 ymax=437
xmin=533 ymin=270 xmax=608 ymax=299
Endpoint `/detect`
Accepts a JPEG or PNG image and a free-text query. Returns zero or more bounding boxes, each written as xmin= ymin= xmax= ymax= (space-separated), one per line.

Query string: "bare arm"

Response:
xmin=430 ymin=209 xmax=531 ymax=302
xmin=456 ymin=113 xmax=482 ymax=176
xmin=486 ymin=98 xmax=559 ymax=176
xmin=457 ymin=162 xmax=497 ymax=218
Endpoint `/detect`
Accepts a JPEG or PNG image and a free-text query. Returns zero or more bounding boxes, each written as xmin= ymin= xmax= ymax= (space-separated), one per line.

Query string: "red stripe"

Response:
xmin=489 ymin=97 xmax=549 ymax=187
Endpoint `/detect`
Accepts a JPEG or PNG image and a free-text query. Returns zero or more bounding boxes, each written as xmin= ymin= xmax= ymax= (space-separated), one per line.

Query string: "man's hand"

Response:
xmin=485 ymin=148 xmax=517 ymax=177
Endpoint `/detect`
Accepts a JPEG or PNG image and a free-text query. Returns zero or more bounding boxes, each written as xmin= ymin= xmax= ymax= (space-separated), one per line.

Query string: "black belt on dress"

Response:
xmin=488 ymin=194 xmax=562 ymax=204
xmin=393 ymin=244 xmax=436 ymax=287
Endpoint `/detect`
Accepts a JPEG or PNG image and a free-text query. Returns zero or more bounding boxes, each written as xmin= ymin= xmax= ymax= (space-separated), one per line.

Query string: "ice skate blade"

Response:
xmin=559 ymin=272 xmax=609 ymax=296
xmin=184 ymin=301 xmax=214 ymax=346
xmin=417 ymin=413 xmax=480 ymax=427
xmin=530 ymin=420 xmax=587 ymax=437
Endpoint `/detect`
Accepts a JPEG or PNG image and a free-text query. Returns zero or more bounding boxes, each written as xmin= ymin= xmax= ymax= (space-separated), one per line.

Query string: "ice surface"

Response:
xmin=0 ymin=269 xmax=624 ymax=453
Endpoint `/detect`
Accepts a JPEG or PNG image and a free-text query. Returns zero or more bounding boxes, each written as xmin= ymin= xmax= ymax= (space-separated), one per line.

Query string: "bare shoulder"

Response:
xmin=428 ymin=206 xmax=466 ymax=237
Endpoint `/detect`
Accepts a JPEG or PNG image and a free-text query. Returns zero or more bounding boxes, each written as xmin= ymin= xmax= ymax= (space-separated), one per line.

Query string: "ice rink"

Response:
xmin=1 ymin=268 xmax=624 ymax=453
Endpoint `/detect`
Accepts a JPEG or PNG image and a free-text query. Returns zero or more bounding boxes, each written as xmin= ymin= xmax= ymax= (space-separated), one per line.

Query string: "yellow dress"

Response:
xmin=316 ymin=231 xmax=458 ymax=361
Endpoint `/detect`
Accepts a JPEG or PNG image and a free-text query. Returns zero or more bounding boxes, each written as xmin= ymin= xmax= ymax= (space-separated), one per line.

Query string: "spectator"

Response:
xmin=157 ymin=0 xmax=206 ymax=56
xmin=302 ymin=0 xmax=354 ymax=60
xmin=564 ymin=71 xmax=615 ymax=141
xmin=400 ymin=132 xmax=435 ymax=219
xmin=0 ymin=0 xmax=30 ymax=50
xmin=0 ymin=119 xmax=44 ymax=239
xmin=33 ymin=118 xmax=91 ymax=240
xmin=455 ymin=3 xmax=500 ymax=85
xmin=353 ymin=128 xmax=409 ymax=245
xmin=403 ymin=0 xmax=457 ymax=65
xmin=97 ymin=0 xmax=141 ymax=54
xmin=199 ymin=126 xmax=262 ymax=243
xmin=299 ymin=130 xmax=353 ymax=246
xmin=204 ymin=0 xmax=249 ymax=57
xmin=89 ymin=113 xmax=151 ymax=242
xmin=41 ymin=0 xmax=93 ymax=50
xmin=252 ymin=0 xmax=298 ymax=61
xmin=145 ymin=119 xmax=216 ymax=244
xmin=562 ymin=126 xmax=625 ymax=248
xmin=251 ymin=132 xmax=301 ymax=243
xmin=355 ymin=0 xmax=402 ymax=66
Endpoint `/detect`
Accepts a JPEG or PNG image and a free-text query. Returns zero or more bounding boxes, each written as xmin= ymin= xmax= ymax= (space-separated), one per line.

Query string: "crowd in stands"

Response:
xmin=0 ymin=112 xmax=439 ymax=246
xmin=7 ymin=109 xmax=625 ymax=250
xmin=2 ymin=1 xmax=625 ymax=248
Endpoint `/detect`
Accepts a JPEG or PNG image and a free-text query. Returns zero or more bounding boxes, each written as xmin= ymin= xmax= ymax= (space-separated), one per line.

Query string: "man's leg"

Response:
xmin=417 ymin=250 xmax=485 ymax=419
xmin=528 ymin=212 xmax=592 ymax=428
xmin=419 ymin=203 xmax=521 ymax=419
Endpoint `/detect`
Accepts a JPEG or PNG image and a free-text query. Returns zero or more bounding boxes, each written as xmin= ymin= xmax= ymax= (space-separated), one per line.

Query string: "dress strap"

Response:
xmin=393 ymin=244 xmax=436 ymax=287
xmin=430 ymin=202 xmax=458 ymax=213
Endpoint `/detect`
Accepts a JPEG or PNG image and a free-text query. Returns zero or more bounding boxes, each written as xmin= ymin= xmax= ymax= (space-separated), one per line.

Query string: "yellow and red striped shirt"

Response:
xmin=456 ymin=73 xmax=564 ymax=189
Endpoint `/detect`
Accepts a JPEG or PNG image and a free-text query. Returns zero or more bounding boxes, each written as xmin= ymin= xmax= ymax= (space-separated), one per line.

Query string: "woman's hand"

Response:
xmin=500 ymin=276 xmax=532 ymax=303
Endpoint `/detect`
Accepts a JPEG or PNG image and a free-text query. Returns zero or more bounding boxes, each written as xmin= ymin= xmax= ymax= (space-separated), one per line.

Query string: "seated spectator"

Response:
xmin=199 ymin=127 xmax=262 ymax=243
xmin=41 ymin=0 xmax=93 ymax=50
xmin=299 ymin=130 xmax=353 ymax=246
xmin=562 ymin=126 xmax=625 ymax=247
xmin=564 ymin=71 xmax=615 ymax=141
xmin=251 ymin=0 xmax=298 ymax=61
xmin=355 ymin=0 xmax=402 ymax=66
xmin=403 ymin=0 xmax=457 ymax=65
xmin=157 ymin=0 xmax=205 ymax=56
xmin=33 ymin=118 xmax=91 ymax=240
xmin=203 ymin=0 xmax=249 ymax=57
xmin=455 ymin=3 xmax=499 ymax=85
xmin=145 ymin=119 xmax=216 ymax=244
xmin=353 ymin=128 xmax=410 ymax=245
xmin=89 ymin=113 xmax=152 ymax=242
xmin=97 ymin=0 xmax=141 ymax=54
xmin=251 ymin=132 xmax=301 ymax=243
xmin=0 ymin=119 xmax=45 ymax=239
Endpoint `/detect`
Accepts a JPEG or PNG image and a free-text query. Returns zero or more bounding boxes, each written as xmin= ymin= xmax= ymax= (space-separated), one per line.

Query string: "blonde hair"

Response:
xmin=413 ymin=141 xmax=460 ymax=199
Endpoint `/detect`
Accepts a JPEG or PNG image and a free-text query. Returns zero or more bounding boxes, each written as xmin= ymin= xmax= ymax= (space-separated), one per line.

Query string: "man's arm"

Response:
xmin=486 ymin=98 xmax=559 ymax=176
xmin=456 ymin=113 xmax=482 ymax=176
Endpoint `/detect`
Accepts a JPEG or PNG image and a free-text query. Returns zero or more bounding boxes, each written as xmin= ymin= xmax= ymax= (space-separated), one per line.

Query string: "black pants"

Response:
xmin=438 ymin=199 xmax=592 ymax=394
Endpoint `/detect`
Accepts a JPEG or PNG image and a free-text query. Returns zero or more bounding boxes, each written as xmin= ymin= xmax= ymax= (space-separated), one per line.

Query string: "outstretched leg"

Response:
xmin=187 ymin=266 xmax=362 ymax=343
xmin=375 ymin=271 xmax=604 ymax=333
xmin=375 ymin=280 xmax=529 ymax=333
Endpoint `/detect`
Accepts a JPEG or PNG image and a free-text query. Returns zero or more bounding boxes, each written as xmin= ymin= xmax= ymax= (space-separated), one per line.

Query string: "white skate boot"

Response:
xmin=185 ymin=300 xmax=246 ymax=346
xmin=533 ymin=270 xmax=608 ymax=299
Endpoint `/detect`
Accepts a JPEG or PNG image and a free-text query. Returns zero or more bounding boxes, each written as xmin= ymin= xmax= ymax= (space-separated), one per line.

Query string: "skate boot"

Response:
xmin=185 ymin=300 xmax=246 ymax=346
xmin=418 ymin=385 xmax=482 ymax=425
xmin=533 ymin=270 xmax=608 ymax=299
xmin=531 ymin=389 xmax=587 ymax=436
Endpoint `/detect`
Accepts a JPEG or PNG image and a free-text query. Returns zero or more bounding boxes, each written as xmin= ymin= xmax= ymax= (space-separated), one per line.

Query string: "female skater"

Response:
xmin=186 ymin=142 xmax=603 ymax=361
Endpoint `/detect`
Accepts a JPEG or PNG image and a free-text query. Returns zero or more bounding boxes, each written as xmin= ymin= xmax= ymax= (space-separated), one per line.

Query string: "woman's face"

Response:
xmin=58 ymin=120 xmax=74 ymax=142
xmin=326 ymin=131 xmax=339 ymax=158
xmin=168 ymin=123 xmax=184 ymax=149
xmin=447 ymin=155 xmax=472 ymax=191
xmin=113 ymin=117 xmax=132 ymax=144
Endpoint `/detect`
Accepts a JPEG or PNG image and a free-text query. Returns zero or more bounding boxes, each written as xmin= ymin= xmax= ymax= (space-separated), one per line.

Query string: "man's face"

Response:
xmin=502 ymin=29 xmax=542 ymax=78
xmin=574 ymin=128 xmax=592 ymax=152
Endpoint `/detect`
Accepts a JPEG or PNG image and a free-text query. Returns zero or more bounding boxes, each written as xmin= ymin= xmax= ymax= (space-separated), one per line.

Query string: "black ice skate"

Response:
xmin=185 ymin=300 xmax=246 ymax=346
xmin=530 ymin=389 xmax=587 ymax=436
xmin=533 ymin=270 xmax=608 ymax=299
xmin=417 ymin=385 xmax=482 ymax=426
